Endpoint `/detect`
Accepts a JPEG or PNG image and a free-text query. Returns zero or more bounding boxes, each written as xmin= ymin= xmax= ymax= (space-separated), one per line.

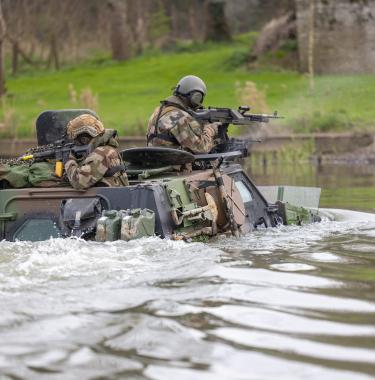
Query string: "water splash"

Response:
xmin=0 ymin=209 xmax=375 ymax=379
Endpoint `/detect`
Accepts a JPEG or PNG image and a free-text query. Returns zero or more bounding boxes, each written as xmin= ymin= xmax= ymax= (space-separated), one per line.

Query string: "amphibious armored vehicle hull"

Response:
xmin=0 ymin=161 xmax=320 ymax=242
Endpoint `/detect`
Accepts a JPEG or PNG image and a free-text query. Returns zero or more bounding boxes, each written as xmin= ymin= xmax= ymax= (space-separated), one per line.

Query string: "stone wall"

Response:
xmin=296 ymin=0 xmax=375 ymax=74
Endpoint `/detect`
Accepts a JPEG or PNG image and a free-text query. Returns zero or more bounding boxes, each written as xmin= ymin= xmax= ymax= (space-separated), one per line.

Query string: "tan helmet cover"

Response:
xmin=67 ymin=114 xmax=104 ymax=140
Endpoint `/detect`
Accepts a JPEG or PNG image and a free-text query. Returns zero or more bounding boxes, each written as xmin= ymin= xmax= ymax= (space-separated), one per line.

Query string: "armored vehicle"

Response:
xmin=0 ymin=110 xmax=321 ymax=242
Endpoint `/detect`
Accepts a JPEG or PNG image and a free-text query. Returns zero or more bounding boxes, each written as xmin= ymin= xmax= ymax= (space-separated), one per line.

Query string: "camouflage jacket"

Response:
xmin=65 ymin=130 xmax=128 ymax=190
xmin=147 ymin=95 xmax=219 ymax=154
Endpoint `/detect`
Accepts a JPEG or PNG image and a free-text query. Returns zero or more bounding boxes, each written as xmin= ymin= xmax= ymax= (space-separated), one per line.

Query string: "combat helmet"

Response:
xmin=67 ymin=114 xmax=104 ymax=140
xmin=174 ymin=75 xmax=207 ymax=108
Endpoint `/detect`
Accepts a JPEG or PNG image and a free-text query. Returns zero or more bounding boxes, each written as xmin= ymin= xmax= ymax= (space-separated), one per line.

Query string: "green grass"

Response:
xmin=1 ymin=36 xmax=375 ymax=138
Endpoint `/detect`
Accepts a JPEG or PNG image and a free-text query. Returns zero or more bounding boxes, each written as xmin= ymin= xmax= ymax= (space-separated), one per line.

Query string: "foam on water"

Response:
xmin=0 ymin=208 xmax=374 ymax=379
xmin=0 ymin=237 xmax=219 ymax=291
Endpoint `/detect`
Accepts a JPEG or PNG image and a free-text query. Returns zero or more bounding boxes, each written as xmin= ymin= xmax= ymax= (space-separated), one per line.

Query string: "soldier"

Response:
xmin=64 ymin=114 xmax=128 ymax=190
xmin=147 ymin=75 xmax=220 ymax=154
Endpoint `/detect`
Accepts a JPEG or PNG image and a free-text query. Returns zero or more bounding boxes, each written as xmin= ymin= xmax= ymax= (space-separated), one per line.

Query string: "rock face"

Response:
xmin=296 ymin=0 xmax=375 ymax=74
xmin=225 ymin=0 xmax=294 ymax=33
xmin=250 ymin=12 xmax=296 ymax=60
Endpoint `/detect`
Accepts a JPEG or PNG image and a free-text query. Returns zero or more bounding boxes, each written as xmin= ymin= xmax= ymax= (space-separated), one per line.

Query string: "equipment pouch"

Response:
xmin=60 ymin=198 xmax=103 ymax=238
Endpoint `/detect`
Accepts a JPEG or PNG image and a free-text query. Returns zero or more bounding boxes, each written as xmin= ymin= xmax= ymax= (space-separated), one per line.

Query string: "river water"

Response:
xmin=0 ymin=161 xmax=374 ymax=380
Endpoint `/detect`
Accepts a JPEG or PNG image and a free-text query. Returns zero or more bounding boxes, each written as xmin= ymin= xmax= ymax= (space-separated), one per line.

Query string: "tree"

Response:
xmin=148 ymin=0 xmax=171 ymax=48
xmin=189 ymin=0 xmax=202 ymax=41
xmin=107 ymin=0 xmax=132 ymax=61
xmin=307 ymin=0 xmax=315 ymax=91
xmin=0 ymin=0 xmax=6 ymax=96
xmin=127 ymin=0 xmax=149 ymax=54
xmin=204 ymin=0 xmax=231 ymax=42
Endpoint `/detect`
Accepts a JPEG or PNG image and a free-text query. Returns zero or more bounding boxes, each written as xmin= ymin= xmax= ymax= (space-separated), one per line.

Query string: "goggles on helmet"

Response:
xmin=188 ymin=91 xmax=204 ymax=108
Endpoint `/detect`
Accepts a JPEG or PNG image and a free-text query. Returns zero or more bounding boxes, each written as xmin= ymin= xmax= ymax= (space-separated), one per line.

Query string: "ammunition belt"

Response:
xmin=0 ymin=158 xmax=30 ymax=166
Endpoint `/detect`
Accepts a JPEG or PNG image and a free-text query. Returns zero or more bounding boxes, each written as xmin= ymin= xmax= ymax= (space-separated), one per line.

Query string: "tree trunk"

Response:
xmin=134 ymin=0 xmax=148 ymax=54
xmin=308 ymin=0 xmax=315 ymax=91
xmin=170 ymin=1 xmax=179 ymax=38
xmin=204 ymin=0 xmax=231 ymax=42
xmin=12 ymin=41 xmax=19 ymax=75
xmin=108 ymin=0 xmax=132 ymax=61
xmin=189 ymin=0 xmax=200 ymax=41
xmin=50 ymin=34 xmax=60 ymax=70
xmin=6 ymin=34 xmax=35 ymax=66
xmin=0 ymin=0 xmax=6 ymax=97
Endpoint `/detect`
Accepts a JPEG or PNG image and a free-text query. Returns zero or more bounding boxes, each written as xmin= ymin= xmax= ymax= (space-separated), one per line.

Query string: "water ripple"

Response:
xmin=0 ymin=209 xmax=375 ymax=379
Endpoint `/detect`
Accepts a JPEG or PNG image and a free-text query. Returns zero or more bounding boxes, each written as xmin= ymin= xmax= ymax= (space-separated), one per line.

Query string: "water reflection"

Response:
xmin=209 ymin=209 xmax=375 ymax=377
xmin=246 ymin=156 xmax=375 ymax=211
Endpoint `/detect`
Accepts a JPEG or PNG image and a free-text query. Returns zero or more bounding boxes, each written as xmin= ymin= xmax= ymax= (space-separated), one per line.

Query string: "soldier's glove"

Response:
xmin=204 ymin=122 xmax=220 ymax=138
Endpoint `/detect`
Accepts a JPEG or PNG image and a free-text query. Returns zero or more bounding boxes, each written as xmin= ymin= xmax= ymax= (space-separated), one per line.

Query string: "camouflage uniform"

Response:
xmin=65 ymin=130 xmax=128 ymax=190
xmin=147 ymin=95 xmax=219 ymax=154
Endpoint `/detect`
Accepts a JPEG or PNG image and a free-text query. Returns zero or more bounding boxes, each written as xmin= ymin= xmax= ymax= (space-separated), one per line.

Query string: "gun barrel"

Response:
xmin=33 ymin=149 xmax=57 ymax=159
xmin=18 ymin=150 xmax=55 ymax=161
xmin=231 ymin=120 xmax=254 ymax=125
xmin=193 ymin=107 xmax=283 ymax=126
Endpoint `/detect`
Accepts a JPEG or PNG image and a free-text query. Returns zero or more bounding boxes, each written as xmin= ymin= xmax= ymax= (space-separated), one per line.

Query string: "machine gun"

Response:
xmin=18 ymin=140 xmax=92 ymax=177
xmin=191 ymin=106 xmax=283 ymax=157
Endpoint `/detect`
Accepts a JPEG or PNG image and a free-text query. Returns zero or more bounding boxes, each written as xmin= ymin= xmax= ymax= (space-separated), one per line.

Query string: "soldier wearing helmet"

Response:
xmin=64 ymin=114 xmax=128 ymax=190
xmin=147 ymin=75 xmax=220 ymax=153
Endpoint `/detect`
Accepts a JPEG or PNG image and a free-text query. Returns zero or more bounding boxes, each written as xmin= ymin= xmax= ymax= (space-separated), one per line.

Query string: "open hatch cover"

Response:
xmin=36 ymin=109 xmax=98 ymax=146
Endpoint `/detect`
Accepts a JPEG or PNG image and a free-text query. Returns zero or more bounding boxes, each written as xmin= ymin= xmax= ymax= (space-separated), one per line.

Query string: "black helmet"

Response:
xmin=174 ymin=75 xmax=207 ymax=108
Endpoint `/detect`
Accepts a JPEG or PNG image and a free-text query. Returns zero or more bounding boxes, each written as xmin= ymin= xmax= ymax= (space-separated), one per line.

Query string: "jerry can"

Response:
xmin=95 ymin=210 xmax=121 ymax=242
xmin=121 ymin=208 xmax=155 ymax=241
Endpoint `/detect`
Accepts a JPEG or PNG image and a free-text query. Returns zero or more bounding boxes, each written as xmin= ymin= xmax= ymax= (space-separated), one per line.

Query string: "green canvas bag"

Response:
xmin=0 ymin=163 xmax=30 ymax=188
xmin=28 ymin=162 xmax=67 ymax=187
xmin=0 ymin=162 xmax=68 ymax=188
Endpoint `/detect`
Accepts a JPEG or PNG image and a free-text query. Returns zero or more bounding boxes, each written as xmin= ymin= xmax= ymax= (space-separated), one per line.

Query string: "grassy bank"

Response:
xmin=1 ymin=37 xmax=375 ymax=138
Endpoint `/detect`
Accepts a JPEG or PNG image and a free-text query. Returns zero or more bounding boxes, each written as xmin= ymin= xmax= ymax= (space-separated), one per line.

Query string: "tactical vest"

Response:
xmin=147 ymin=97 xmax=191 ymax=146
xmin=77 ymin=130 xmax=128 ymax=187
xmin=92 ymin=129 xmax=129 ymax=187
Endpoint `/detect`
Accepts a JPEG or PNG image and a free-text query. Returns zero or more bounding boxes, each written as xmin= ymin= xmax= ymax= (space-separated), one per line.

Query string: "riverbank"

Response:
xmin=1 ymin=37 xmax=375 ymax=138
xmin=1 ymin=132 xmax=375 ymax=165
